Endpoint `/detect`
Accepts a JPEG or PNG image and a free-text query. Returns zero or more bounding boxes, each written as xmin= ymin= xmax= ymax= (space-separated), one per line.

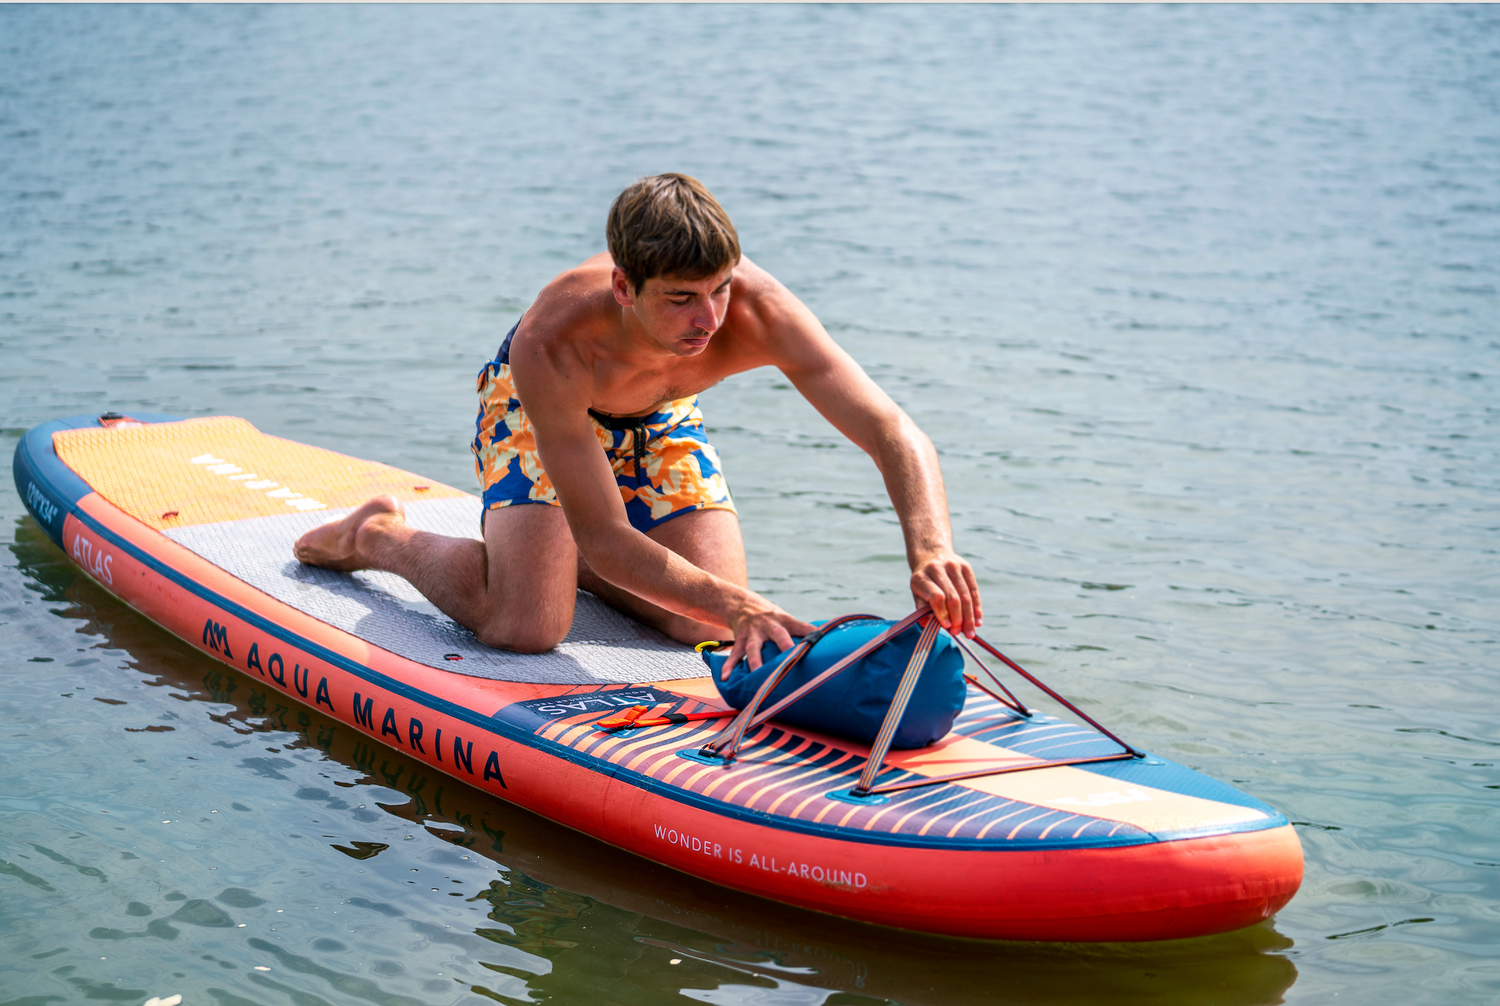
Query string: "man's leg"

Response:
xmin=576 ymin=507 xmax=747 ymax=646
xmin=293 ymin=496 xmax=578 ymax=652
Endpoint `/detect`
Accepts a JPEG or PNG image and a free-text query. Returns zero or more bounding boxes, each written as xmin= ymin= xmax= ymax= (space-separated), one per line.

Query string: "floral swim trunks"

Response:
xmin=471 ymin=322 xmax=736 ymax=534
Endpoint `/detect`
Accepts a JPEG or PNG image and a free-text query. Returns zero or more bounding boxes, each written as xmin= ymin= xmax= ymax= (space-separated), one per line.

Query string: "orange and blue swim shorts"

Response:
xmin=471 ymin=323 xmax=736 ymax=534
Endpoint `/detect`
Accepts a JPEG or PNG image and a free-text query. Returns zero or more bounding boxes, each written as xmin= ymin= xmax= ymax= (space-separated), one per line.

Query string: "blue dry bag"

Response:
xmin=702 ymin=618 xmax=967 ymax=749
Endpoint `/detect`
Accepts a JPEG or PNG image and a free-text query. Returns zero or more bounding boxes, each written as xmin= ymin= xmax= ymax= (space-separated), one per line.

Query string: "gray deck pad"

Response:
xmin=164 ymin=496 xmax=709 ymax=684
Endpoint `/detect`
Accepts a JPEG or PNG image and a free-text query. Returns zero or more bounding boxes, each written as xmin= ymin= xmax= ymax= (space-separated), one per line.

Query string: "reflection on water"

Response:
xmin=4 ymin=524 xmax=1295 ymax=1005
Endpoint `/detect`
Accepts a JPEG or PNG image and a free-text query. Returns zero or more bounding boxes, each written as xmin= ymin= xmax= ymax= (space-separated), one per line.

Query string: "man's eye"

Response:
xmin=669 ymin=298 xmax=690 ymax=306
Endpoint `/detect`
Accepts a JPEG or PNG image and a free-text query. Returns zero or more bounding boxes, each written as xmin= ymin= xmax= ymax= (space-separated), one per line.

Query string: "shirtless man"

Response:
xmin=294 ymin=174 xmax=982 ymax=672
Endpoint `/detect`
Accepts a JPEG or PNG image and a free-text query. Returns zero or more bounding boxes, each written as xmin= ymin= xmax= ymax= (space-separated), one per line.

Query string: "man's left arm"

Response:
xmin=746 ymin=274 xmax=983 ymax=637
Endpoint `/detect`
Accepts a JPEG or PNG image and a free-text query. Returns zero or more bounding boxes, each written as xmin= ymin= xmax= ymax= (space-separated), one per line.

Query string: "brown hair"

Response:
xmin=607 ymin=174 xmax=741 ymax=293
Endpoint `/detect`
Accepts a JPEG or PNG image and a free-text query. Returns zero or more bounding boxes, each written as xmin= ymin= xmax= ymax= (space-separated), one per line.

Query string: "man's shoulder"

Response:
xmin=547 ymin=252 xmax=616 ymax=296
xmin=723 ymin=257 xmax=803 ymax=344
xmin=519 ymin=261 xmax=618 ymax=348
xmin=727 ymin=255 xmax=785 ymax=303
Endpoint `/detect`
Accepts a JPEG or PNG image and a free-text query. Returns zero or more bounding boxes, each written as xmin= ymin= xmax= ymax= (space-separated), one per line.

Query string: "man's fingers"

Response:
xmin=935 ymin=560 xmax=973 ymax=637
xmin=956 ymin=582 xmax=975 ymax=637
xmin=913 ymin=557 xmax=986 ymax=638
xmin=750 ymin=614 xmax=806 ymax=670
xmin=768 ymin=623 xmax=796 ymax=654
xmin=745 ymin=633 xmax=765 ymax=671
xmin=914 ymin=584 xmax=942 ymax=625
xmin=943 ymin=582 xmax=963 ymax=632
xmin=912 ymin=571 xmax=950 ymax=627
xmin=947 ymin=559 xmax=981 ymax=637
xmin=729 ymin=610 xmax=815 ymax=676
xmin=963 ymin=563 xmax=983 ymax=630
xmin=722 ymin=639 xmax=746 ymax=680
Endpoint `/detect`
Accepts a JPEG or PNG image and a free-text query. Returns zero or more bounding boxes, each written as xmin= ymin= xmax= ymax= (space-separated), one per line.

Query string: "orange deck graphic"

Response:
xmin=53 ymin=416 xmax=466 ymax=530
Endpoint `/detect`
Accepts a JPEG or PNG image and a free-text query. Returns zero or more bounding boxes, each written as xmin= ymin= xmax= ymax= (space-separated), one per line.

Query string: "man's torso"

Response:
xmin=511 ymin=253 xmax=783 ymax=418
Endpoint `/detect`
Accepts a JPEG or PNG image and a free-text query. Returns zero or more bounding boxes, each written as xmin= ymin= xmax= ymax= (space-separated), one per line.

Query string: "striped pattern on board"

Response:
xmin=515 ymin=684 xmax=1145 ymax=848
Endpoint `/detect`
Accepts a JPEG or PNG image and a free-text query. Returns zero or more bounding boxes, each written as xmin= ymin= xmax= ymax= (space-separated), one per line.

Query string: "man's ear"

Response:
xmin=611 ymin=267 xmax=635 ymax=307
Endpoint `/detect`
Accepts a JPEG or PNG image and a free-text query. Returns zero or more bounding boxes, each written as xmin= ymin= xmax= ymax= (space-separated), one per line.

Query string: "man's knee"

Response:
xmin=475 ymin=503 xmax=576 ymax=652
xmin=471 ymin=587 xmax=573 ymax=655
xmin=474 ymin=613 xmax=569 ymax=654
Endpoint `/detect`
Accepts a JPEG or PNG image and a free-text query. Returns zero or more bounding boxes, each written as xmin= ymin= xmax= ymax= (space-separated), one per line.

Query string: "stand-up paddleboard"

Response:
xmin=14 ymin=412 xmax=1302 ymax=941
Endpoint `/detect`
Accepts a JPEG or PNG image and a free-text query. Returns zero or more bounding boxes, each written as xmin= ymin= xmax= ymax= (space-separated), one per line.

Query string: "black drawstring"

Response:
xmin=588 ymin=409 xmax=651 ymax=486
xmin=632 ymin=419 xmax=647 ymax=485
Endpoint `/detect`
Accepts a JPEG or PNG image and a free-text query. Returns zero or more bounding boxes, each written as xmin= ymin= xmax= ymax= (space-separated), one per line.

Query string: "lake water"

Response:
xmin=2 ymin=4 xmax=1497 ymax=1004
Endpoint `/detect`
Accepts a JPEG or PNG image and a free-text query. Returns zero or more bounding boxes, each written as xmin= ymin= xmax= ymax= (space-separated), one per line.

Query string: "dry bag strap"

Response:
xmin=747 ymin=607 xmax=927 ymax=730
xmin=851 ymin=612 xmax=943 ymax=796
xmin=701 ymin=611 xmax=884 ymax=763
xmin=953 ymin=632 xmax=1141 ymax=758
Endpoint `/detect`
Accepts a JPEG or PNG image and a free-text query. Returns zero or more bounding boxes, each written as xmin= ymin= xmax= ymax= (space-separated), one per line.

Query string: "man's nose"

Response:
xmin=693 ymin=300 xmax=723 ymax=333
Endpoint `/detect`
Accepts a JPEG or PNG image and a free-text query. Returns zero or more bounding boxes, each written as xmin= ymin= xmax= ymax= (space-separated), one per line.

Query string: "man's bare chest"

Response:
xmin=589 ymin=379 xmax=713 ymax=417
xmin=588 ymin=362 xmax=732 ymax=418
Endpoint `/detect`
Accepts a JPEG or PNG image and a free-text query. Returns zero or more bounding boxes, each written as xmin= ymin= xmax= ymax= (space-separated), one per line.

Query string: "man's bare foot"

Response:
xmin=294 ymin=495 xmax=405 ymax=572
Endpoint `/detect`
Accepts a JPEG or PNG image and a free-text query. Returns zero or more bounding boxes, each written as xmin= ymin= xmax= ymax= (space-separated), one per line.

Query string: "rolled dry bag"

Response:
xmin=703 ymin=618 xmax=966 ymax=749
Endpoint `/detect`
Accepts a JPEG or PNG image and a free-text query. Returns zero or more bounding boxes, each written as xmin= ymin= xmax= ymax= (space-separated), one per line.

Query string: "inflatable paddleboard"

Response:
xmin=14 ymin=412 xmax=1302 ymax=941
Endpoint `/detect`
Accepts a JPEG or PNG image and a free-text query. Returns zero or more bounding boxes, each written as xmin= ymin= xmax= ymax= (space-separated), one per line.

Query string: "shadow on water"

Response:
xmin=10 ymin=516 xmax=1299 ymax=1005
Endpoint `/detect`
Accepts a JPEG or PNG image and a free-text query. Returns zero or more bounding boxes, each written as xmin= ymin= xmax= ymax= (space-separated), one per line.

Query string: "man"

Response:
xmin=295 ymin=173 xmax=982 ymax=673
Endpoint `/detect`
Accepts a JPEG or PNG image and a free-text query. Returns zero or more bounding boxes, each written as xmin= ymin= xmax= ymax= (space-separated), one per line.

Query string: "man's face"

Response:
xmin=616 ymin=267 xmax=733 ymax=357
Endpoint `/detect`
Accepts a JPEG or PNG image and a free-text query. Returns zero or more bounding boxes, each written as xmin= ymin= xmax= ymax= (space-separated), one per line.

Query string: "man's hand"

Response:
xmin=720 ymin=601 xmax=816 ymax=680
xmin=911 ymin=550 xmax=982 ymax=639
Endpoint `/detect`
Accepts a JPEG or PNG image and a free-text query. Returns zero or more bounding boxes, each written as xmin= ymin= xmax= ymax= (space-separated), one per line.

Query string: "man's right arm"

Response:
xmin=507 ymin=329 xmax=811 ymax=671
xmin=730 ymin=261 xmax=984 ymax=639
